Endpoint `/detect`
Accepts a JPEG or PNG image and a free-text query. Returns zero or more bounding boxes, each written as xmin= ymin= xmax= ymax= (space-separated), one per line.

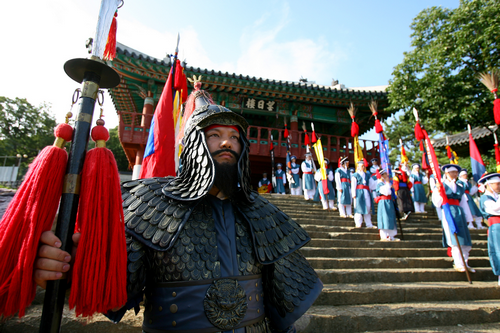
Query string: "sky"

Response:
xmin=0 ymin=0 xmax=460 ymax=140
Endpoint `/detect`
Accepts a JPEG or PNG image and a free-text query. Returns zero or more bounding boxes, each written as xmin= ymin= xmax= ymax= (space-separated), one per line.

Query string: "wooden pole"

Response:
xmin=454 ymin=233 xmax=472 ymax=284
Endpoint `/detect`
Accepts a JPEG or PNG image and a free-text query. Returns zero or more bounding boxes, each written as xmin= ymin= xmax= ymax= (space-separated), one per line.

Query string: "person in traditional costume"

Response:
xmin=369 ymin=158 xmax=380 ymax=215
xmin=400 ymin=161 xmax=410 ymax=176
xmin=458 ymin=169 xmax=485 ymax=230
xmin=376 ymin=169 xmax=399 ymax=241
xmin=410 ymin=163 xmax=428 ymax=213
xmin=274 ymin=163 xmax=286 ymax=194
xmin=301 ymin=153 xmax=316 ymax=200
xmin=289 ymin=155 xmax=302 ymax=196
xmin=393 ymin=166 xmax=414 ymax=219
xmin=258 ymin=172 xmax=271 ymax=194
xmin=478 ymin=173 xmax=500 ymax=285
xmin=351 ymin=160 xmax=376 ymax=228
xmin=429 ymin=166 xmax=443 ymax=221
xmin=432 ymin=164 xmax=474 ymax=273
xmin=33 ymin=85 xmax=323 ymax=332
xmin=315 ymin=158 xmax=336 ymax=211
xmin=335 ymin=157 xmax=352 ymax=218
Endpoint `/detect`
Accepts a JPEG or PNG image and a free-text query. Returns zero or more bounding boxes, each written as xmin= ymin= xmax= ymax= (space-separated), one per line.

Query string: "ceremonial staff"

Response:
xmin=413 ymin=108 xmax=471 ymax=284
xmin=270 ymin=134 xmax=276 ymax=190
xmin=39 ymin=1 xmax=122 ymax=331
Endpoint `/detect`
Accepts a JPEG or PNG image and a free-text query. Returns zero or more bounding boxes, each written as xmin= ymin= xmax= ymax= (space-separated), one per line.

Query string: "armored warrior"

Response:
xmin=335 ymin=157 xmax=352 ymax=218
xmin=409 ymin=163 xmax=428 ymax=213
xmin=301 ymin=153 xmax=316 ymax=200
xmin=375 ymin=169 xmax=399 ymax=241
xmin=351 ymin=160 xmax=376 ymax=228
xmin=33 ymin=88 xmax=323 ymax=332
xmin=289 ymin=156 xmax=302 ymax=196
xmin=274 ymin=163 xmax=286 ymax=194
xmin=257 ymin=172 xmax=271 ymax=194
xmin=432 ymin=164 xmax=474 ymax=273
xmin=458 ymin=169 xmax=485 ymax=230
xmin=478 ymin=173 xmax=500 ymax=286
xmin=314 ymin=158 xmax=336 ymax=211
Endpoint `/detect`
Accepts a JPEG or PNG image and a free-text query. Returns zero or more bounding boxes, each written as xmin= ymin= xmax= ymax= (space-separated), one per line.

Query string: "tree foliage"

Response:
xmin=387 ymin=0 xmax=500 ymax=132
xmin=105 ymin=126 xmax=130 ymax=172
xmin=0 ymin=97 xmax=57 ymax=158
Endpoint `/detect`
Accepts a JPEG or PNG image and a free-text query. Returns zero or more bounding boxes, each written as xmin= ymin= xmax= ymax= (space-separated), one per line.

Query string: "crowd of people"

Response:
xmin=258 ymin=155 xmax=500 ymax=285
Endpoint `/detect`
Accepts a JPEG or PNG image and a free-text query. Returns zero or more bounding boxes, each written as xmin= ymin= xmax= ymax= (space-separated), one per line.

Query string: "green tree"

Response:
xmin=0 ymin=97 xmax=57 ymax=158
xmin=105 ymin=126 xmax=130 ymax=172
xmin=387 ymin=0 xmax=500 ymax=132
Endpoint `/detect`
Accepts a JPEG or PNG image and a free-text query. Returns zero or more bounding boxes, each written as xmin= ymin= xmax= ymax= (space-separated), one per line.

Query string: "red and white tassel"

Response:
xmin=69 ymin=121 xmax=127 ymax=317
xmin=0 ymin=122 xmax=73 ymax=317
xmin=103 ymin=11 xmax=118 ymax=61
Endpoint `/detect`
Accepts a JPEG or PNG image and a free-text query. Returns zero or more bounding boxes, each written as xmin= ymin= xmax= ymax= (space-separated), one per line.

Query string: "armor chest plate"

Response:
xmin=149 ymin=201 xmax=262 ymax=283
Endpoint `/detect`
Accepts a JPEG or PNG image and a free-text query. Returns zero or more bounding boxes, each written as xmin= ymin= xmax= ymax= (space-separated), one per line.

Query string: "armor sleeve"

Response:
xmin=263 ymin=251 xmax=323 ymax=331
xmin=104 ymin=234 xmax=148 ymax=323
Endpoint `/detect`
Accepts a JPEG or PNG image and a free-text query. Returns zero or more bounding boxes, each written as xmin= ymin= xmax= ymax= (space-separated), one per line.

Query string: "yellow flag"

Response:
xmin=353 ymin=136 xmax=364 ymax=164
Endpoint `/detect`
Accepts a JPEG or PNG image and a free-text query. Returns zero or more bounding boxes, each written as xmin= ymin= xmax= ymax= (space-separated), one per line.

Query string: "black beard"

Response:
xmin=212 ymin=149 xmax=240 ymax=198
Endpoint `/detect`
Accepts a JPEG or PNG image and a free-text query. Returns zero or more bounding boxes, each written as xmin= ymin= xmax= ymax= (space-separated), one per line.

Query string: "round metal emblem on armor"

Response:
xmin=204 ymin=279 xmax=248 ymax=330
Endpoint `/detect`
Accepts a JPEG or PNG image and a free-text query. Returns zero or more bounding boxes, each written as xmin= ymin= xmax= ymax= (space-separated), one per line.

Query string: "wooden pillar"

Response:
xmin=290 ymin=114 xmax=299 ymax=131
xmin=132 ymin=95 xmax=155 ymax=180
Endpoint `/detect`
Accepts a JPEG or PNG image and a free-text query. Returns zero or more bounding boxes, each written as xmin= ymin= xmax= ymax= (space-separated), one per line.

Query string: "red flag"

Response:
xmin=494 ymin=143 xmax=500 ymax=172
xmin=469 ymin=132 xmax=486 ymax=182
xmin=140 ymin=67 xmax=176 ymax=178
xmin=174 ymin=60 xmax=188 ymax=103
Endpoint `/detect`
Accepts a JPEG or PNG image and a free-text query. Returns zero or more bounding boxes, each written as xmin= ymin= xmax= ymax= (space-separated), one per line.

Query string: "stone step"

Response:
xmin=291 ymin=215 xmax=442 ymax=224
xmin=295 ymin=300 xmax=500 ymax=333
xmin=308 ymin=239 xmax=488 ymax=249
xmin=306 ymin=257 xmax=491 ymax=270
xmin=316 ymin=281 xmax=500 ymax=306
xmin=316 ymin=267 xmax=496 ymax=284
xmin=300 ymin=224 xmax=488 ymax=237
xmin=295 ymin=219 xmax=442 ymax=228
xmin=300 ymin=247 xmax=488 ymax=258
xmin=305 ymin=231 xmax=487 ymax=241
xmin=365 ymin=322 xmax=500 ymax=333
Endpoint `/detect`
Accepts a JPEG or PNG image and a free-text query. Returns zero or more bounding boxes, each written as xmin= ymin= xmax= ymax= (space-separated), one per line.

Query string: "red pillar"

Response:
xmin=132 ymin=94 xmax=155 ymax=179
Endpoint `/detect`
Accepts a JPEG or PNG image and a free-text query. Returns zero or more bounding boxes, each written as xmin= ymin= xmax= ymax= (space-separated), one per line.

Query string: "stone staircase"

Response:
xmin=261 ymin=193 xmax=500 ymax=333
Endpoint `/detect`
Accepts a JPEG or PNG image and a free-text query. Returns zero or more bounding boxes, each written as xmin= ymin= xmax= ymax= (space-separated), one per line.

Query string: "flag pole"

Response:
xmin=270 ymin=134 xmax=276 ymax=190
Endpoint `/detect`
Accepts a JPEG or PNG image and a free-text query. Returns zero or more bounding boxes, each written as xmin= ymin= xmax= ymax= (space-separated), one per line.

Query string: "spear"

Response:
xmin=39 ymin=1 xmax=122 ymax=331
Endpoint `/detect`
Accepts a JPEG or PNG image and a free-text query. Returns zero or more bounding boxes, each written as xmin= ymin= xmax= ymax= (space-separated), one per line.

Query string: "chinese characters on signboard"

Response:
xmin=242 ymin=97 xmax=276 ymax=112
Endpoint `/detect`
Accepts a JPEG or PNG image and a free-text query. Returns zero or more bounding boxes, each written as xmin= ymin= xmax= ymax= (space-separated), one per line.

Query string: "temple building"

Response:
xmin=108 ymin=43 xmax=391 ymax=188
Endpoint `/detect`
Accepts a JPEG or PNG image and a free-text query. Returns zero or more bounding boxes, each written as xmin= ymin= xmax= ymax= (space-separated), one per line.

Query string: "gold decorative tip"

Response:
xmin=187 ymin=75 xmax=202 ymax=85
xmin=96 ymin=140 xmax=106 ymax=148
xmin=65 ymin=112 xmax=73 ymax=124
xmin=53 ymin=137 xmax=66 ymax=149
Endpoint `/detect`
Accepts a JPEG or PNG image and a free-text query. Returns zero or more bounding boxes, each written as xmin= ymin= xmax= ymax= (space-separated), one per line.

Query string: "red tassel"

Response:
xmin=284 ymin=123 xmax=289 ymax=138
xmin=414 ymin=123 xmax=424 ymax=141
xmin=363 ymin=158 xmax=369 ymax=168
xmin=494 ymin=99 xmax=500 ymax=125
xmin=374 ymin=119 xmax=383 ymax=133
xmin=103 ymin=12 xmax=118 ymax=61
xmin=376 ymin=169 xmax=382 ymax=179
xmin=419 ymin=141 xmax=424 ymax=151
xmin=304 ymin=132 xmax=310 ymax=146
xmin=338 ymin=157 xmax=341 ymax=168
xmin=447 ymin=247 xmax=452 ymax=257
xmin=311 ymin=131 xmax=317 ymax=144
xmin=69 ymin=125 xmax=127 ymax=317
xmin=0 ymin=124 xmax=72 ymax=317
xmin=351 ymin=121 xmax=359 ymax=137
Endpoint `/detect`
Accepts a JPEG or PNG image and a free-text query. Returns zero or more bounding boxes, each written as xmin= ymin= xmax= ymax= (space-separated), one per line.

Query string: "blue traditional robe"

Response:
xmin=275 ymin=169 xmax=286 ymax=194
xmin=376 ymin=181 xmax=396 ymax=230
xmin=352 ymin=171 xmax=372 ymax=215
xmin=457 ymin=179 xmax=482 ymax=217
xmin=479 ymin=192 xmax=500 ymax=275
xmin=438 ymin=182 xmax=472 ymax=247
xmin=317 ymin=169 xmax=335 ymax=201
xmin=335 ymin=168 xmax=351 ymax=205
xmin=290 ymin=163 xmax=301 ymax=189
xmin=301 ymin=161 xmax=315 ymax=190
xmin=410 ymin=172 xmax=427 ymax=203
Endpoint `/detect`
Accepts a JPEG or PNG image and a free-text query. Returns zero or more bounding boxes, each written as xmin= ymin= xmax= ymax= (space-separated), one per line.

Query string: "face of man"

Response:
xmin=372 ymin=161 xmax=379 ymax=166
xmin=205 ymin=126 xmax=242 ymax=197
xmin=291 ymin=158 xmax=296 ymax=163
xmin=306 ymin=155 xmax=312 ymax=161
xmin=381 ymin=173 xmax=389 ymax=182
xmin=460 ymin=174 xmax=468 ymax=180
xmin=357 ymin=164 xmax=365 ymax=172
xmin=446 ymin=170 xmax=459 ymax=180
xmin=205 ymin=126 xmax=242 ymax=165
xmin=263 ymin=173 xmax=267 ymax=179
xmin=414 ymin=166 xmax=420 ymax=172
xmin=489 ymin=182 xmax=500 ymax=193
xmin=277 ymin=165 xmax=282 ymax=170
xmin=344 ymin=162 xmax=349 ymax=169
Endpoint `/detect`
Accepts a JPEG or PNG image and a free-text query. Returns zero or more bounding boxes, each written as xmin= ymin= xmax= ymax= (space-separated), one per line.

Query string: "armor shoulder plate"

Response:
xmin=263 ymin=250 xmax=319 ymax=317
xmin=237 ymin=192 xmax=311 ymax=264
xmin=122 ymin=177 xmax=198 ymax=251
